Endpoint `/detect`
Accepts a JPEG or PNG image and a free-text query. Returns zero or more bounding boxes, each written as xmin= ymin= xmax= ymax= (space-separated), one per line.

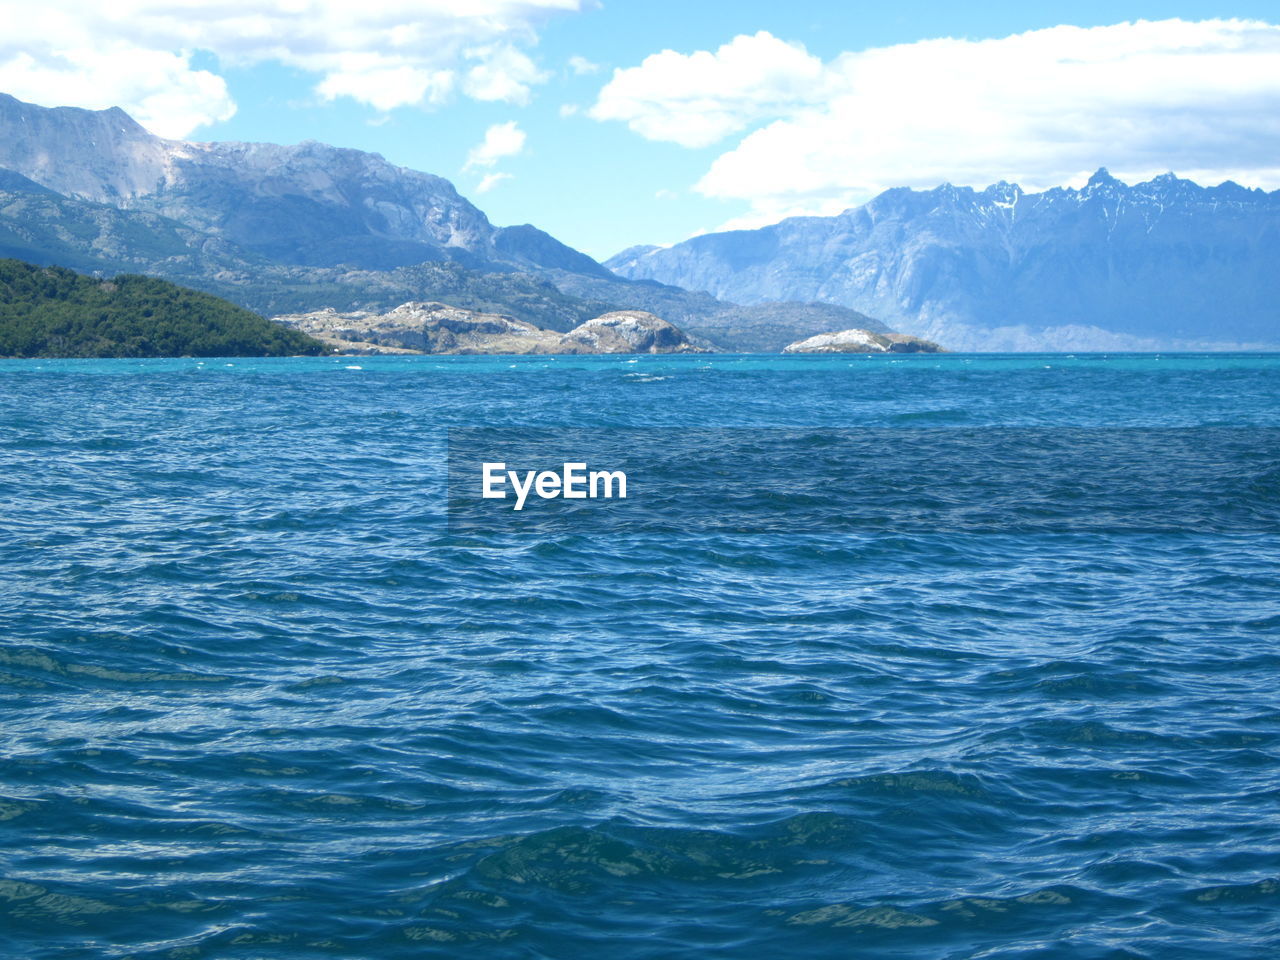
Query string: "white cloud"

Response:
xmin=591 ymin=19 xmax=1280 ymax=225
xmin=462 ymin=45 xmax=548 ymax=104
xmin=476 ymin=172 xmax=513 ymax=193
xmin=559 ymin=103 xmax=580 ymax=117
xmin=465 ymin=121 xmax=527 ymax=169
xmin=0 ymin=44 xmax=234 ymax=138
xmin=568 ymin=55 xmax=600 ymax=75
xmin=590 ymin=31 xmax=826 ymax=148
xmin=316 ymin=60 xmax=456 ymax=113
xmin=0 ymin=1 xmax=581 ymax=137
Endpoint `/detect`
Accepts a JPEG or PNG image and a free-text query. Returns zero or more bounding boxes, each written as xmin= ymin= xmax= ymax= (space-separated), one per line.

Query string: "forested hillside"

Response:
xmin=0 ymin=260 xmax=325 ymax=357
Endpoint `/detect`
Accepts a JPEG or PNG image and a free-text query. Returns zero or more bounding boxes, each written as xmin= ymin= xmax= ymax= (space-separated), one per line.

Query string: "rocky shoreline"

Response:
xmin=272 ymin=303 xmax=712 ymax=355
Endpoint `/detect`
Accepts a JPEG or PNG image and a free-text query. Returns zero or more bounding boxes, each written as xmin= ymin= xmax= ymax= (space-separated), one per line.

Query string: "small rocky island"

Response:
xmin=272 ymin=303 xmax=711 ymax=355
xmin=782 ymin=328 xmax=944 ymax=354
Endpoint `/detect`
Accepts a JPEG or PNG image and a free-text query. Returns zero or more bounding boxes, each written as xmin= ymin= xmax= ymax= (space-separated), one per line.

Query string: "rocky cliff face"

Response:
xmin=608 ymin=170 xmax=1280 ymax=351
xmin=140 ymin=139 xmax=498 ymax=269
xmin=272 ymin=304 xmax=709 ymax=355
xmin=0 ymin=94 xmax=172 ymax=201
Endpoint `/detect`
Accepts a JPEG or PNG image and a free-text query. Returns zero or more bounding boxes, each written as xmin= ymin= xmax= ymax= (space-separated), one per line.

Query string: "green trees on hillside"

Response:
xmin=0 ymin=260 xmax=326 ymax=358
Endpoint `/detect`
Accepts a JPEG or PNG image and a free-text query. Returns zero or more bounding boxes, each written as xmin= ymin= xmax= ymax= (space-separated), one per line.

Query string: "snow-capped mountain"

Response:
xmin=608 ymin=170 xmax=1280 ymax=351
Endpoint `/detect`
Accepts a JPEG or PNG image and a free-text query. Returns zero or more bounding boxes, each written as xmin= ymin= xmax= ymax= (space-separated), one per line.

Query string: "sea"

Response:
xmin=1 ymin=353 xmax=1278 ymax=959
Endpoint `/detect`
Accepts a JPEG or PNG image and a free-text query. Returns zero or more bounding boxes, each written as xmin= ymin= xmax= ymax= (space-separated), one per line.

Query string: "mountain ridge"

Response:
xmin=607 ymin=169 xmax=1280 ymax=351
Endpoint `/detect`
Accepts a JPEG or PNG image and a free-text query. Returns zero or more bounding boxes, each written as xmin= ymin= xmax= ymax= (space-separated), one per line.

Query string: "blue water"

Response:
xmin=2 ymin=353 xmax=1278 ymax=959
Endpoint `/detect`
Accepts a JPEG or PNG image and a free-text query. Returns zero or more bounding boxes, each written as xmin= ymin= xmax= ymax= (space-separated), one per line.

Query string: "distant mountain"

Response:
xmin=607 ymin=170 xmax=1280 ymax=351
xmin=0 ymin=93 xmax=891 ymax=351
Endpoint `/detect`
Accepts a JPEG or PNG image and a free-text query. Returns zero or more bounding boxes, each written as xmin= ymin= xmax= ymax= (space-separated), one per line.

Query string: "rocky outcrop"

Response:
xmin=272 ymin=304 xmax=709 ymax=355
xmin=556 ymin=311 xmax=709 ymax=354
xmin=271 ymin=302 xmax=556 ymax=354
xmin=783 ymin=329 xmax=944 ymax=354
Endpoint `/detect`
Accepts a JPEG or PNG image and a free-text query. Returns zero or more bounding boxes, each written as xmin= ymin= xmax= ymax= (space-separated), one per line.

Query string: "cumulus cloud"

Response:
xmin=590 ymin=32 xmax=826 ymax=148
xmin=462 ymin=45 xmax=548 ymax=104
xmin=568 ymin=55 xmax=600 ymax=75
xmin=315 ymin=60 xmax=456 ymax=113
xmin=591 ymin=19 xmax=1280 ymax=226
xmin=465 ymin=121 xmax=527 ymax=170
xmin=0 ymin=0 xmax=581 ymax=137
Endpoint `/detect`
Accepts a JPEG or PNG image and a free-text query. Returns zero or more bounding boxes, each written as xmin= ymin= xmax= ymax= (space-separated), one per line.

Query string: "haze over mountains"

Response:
xmin=608 ymin=171 xmax=1280 ymax=351
xmin=3 ymin=91 xmax=1278 ymax=352
xmin=0 ymin=93 xmax=882 ymax=351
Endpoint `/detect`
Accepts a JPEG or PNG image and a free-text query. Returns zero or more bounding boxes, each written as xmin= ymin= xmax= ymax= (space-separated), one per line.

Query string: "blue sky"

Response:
xmin=2 ymin=1 xmax=1279 ymax=258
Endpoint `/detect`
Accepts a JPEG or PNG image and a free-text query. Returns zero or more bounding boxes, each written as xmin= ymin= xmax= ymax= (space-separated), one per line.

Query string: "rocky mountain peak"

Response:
xmin=982 ymin=181 xmax=1023 ymax=205
xmin=1085 ymin=166 xmax=1120 ymax=188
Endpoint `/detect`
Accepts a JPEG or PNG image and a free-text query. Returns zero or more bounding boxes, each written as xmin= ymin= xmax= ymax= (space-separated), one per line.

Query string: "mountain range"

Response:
xmin=607 ymin=172 xmax=1280 ymax=351
xmin=0 ymin=93 xmax=883 ymax=351
xmin=5 ymin=91 xmax=1277 ymax=352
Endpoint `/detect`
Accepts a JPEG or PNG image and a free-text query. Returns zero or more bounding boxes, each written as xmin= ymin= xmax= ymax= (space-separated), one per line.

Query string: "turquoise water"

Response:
xmin=2 ymin=353 xmax=1278 ymax=958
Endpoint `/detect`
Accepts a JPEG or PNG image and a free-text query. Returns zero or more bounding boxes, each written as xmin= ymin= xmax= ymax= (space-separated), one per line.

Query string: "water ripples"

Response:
xmin=2 ymin=355 xmax=1278 ymax=957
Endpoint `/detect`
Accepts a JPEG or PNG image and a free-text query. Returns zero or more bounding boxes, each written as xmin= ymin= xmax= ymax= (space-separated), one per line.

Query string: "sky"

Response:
xmin=1 ymin=1 xmax=1279 ymax=259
